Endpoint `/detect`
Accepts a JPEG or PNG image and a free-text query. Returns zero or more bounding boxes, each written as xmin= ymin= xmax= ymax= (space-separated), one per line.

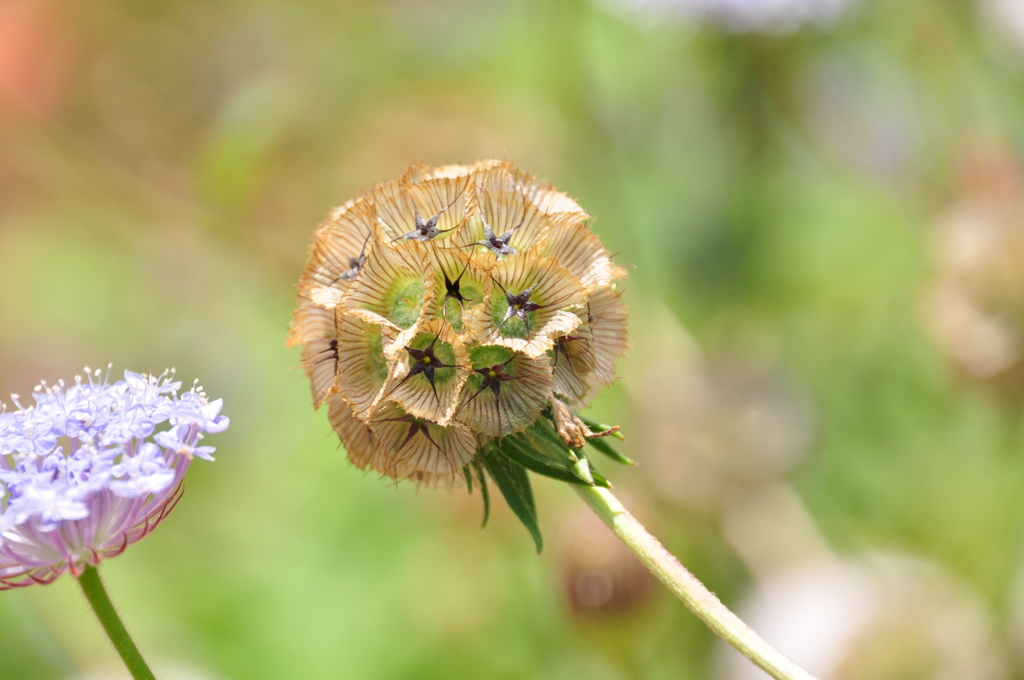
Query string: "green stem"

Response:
xmin=574 ymin=485 xmax=818 ymax=680
xmin=76 ymin=566 xmax=157 ymax=680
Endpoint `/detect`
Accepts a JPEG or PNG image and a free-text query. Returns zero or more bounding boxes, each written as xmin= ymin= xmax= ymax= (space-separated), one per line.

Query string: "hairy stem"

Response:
xmin=76 ymin=566 xmax=157 ymax=680
xmin=574 ymin=485 xmax=818 ymax=680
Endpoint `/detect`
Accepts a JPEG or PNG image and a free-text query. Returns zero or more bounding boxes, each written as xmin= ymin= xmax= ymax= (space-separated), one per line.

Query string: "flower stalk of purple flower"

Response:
xmin=0 ymin=366 xmax=228 ymax=680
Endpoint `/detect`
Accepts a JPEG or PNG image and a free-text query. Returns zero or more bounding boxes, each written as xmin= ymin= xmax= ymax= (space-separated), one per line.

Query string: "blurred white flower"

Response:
xmin=979 ymin=0 xmax=1024 ymax=57
xmin=715 ymin=555 xmax=1008 ymax=680
xmin=596 ymin=0 xmax=857 ymax=34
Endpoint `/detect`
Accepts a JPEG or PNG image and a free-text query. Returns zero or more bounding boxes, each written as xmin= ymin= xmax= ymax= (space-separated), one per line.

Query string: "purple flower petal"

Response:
xmin=0 ymin=367 xmax=228 ymax=587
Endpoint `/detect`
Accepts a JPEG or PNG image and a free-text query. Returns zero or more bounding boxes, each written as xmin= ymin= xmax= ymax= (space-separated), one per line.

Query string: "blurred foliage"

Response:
xmin=3 ymin=0 xmax=1024 ymax=678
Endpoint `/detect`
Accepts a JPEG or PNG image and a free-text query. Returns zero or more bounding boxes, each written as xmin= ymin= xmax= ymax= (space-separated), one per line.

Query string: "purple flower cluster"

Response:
xmin=0 ymin=367 xmax=228 ymax=588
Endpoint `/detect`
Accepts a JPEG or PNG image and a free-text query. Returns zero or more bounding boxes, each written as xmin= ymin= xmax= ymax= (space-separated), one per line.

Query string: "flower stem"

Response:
xmin=76 ymin=566 xmax=157 ymax=680
xmin=574 ymin=485 xmax=818 ymax=680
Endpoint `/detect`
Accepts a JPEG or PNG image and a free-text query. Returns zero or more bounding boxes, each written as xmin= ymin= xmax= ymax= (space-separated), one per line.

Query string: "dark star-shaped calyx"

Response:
xmin=461 ymin=358 xmax=521 ymax=432
xmin=394 ymin=335 xmax=458 ymax=404
xmin=493 ymin=280 xmax=546 ymax=339
xmin=333 ymin=235 xmax=370 ymax=282
xmin=393 ymin=192 xmax=464 ymax=242
xmin=393 ymin=211 xmax=454 ymax=242
xmin=441 ymin=261 xmax=475 ymax=318
xmin=376 ymin=412 xmax=445 ymax=455
xmin=471 ymin=220 xmax=519 ymax=256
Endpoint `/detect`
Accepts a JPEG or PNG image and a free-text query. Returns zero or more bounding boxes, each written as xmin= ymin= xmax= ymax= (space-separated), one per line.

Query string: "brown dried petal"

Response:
xmin=507 ymin=166 xmax=589 ymax=219
xmin=537 ymin=216 xmax=627 ymax=291
xmin=401 ymin=159 xmax=503 ymax=184
xmin=552 ymin=330 xmax=597 ymax=408
xmin=448 ymin=187 xmax=551 ymax=259
xmin=585 ymin=286 xmax=630 ymax=389
xmin=471 ymin=254 xmax=586 ymax=357
xmin=288 ymin=297 xmax=339 ymax=408
xmin=380 ymin=319 xmax=469 ymax=426
xmin=405 ymin=175 xmax=475 ymax=238
xmin=339 ymin=236 xmax=433 ymax=329
xmin=455 ymin=347 xmax=554 ymax=437
xmin=327 ymin=393 xmax=375 ymax=471
xmin=299 ymin=198 xmax=376 ymax=307
xmin=370 ymin=179 xmax=419 ymax=243
xmin=334 ymin=311 xmax=397 ymax=421
xmin=368 ymin=402 xmax=475 ymax=488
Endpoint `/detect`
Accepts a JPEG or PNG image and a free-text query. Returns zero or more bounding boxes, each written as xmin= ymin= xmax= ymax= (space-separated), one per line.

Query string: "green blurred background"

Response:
xmin=3 ymin=0 xmax=1024 ymax=678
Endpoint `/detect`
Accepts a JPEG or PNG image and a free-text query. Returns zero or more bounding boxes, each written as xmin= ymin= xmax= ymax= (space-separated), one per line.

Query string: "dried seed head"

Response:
xmin=290 ymin=160 xmax=630 ymax=488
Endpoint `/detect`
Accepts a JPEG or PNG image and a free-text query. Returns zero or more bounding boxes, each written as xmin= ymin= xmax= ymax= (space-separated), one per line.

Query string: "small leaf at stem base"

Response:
xmin=483 ymin=444 xmax=543 ymax=553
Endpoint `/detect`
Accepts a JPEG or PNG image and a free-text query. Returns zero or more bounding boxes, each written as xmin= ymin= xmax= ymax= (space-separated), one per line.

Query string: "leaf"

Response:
xmin=568 ymin=453 xmax=595 ymax=486
xmin=530 ymin=416 xmax=569 ymax=449
xmin=583 ymin=433 xmax=635 ymax=466
xmin=519 ymin=425 xmax=575 ymax=462
xmin=525 ymin=419 xmax=585 ymax=463
xmin=473 ymin=461 xmax=490 ymax=528
xmin=577 ymin=414 xmax=626 ymax=441
xmin=571 ymin=450 xmax=611 ymax=488
xmin=591 ymin=467 xmax=612 ymax=488
xmin=500 ymin=436 xmax=607 ymax=487
xmin=522 ymin=419 xmax=616 ymax=487
xmin=483 ymin=444 xmax=543 ymax=553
